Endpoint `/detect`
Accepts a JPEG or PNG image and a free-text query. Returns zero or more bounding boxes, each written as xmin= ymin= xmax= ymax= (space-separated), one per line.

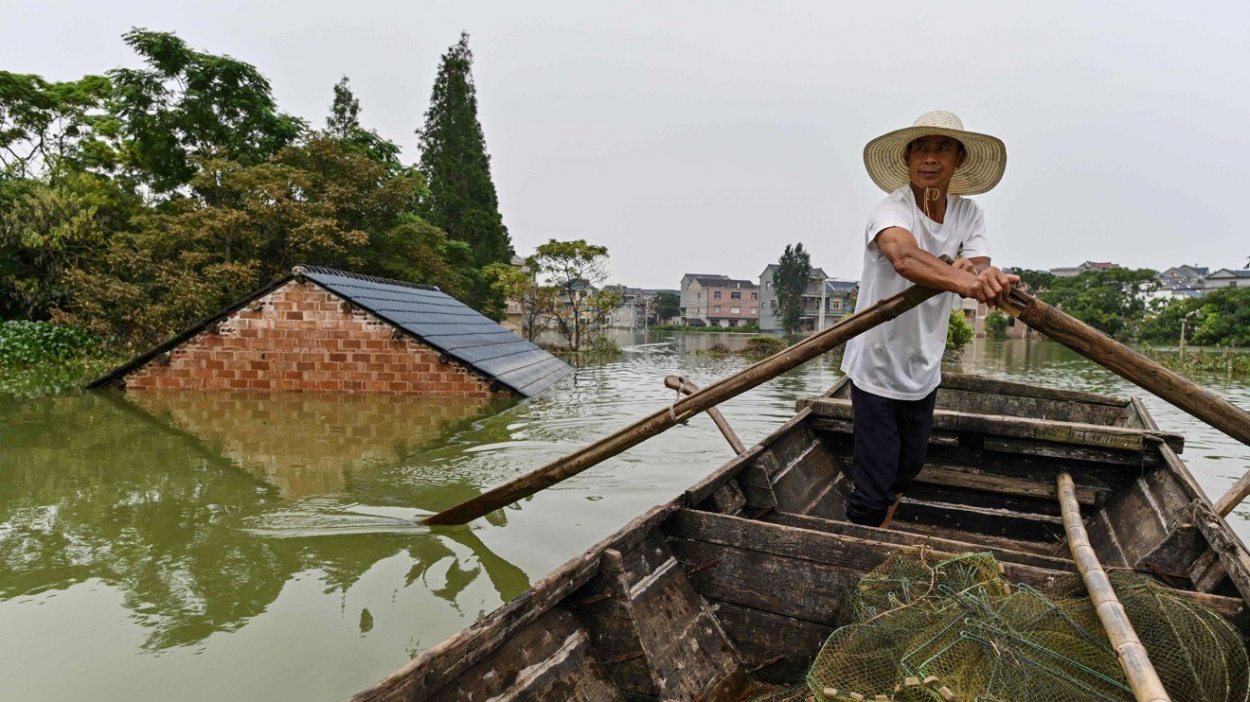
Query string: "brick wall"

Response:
xmin=124 ymin=280 xmax=509 ymax=397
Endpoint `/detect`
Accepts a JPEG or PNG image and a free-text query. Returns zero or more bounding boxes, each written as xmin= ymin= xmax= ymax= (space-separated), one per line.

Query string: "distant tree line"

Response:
xmin=1013 ymin=268 xmax=1249 ymax=347
xmin=1 ymin=29 xmax=512 ymax=349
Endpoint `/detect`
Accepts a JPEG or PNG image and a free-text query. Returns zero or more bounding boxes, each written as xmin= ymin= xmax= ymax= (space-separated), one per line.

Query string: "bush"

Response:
xmin=0 ymin=320 xmax=102 ymax=365
xmin=984 ymin=310 xmax=1009 ymax=340
xmin=946 ymin=310 xmax=975 ymax=349
xmin=743 ymin=335 xmax=787 ymax=356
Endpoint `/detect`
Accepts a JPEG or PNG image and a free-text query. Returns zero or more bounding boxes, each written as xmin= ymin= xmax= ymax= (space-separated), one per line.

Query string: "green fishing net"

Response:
xmin=748 ymin=549 xmax=1249 ymax=702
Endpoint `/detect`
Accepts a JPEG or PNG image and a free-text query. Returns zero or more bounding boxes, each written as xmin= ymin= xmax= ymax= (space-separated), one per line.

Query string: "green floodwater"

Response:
xmin=2 ymin=333 xmax=1249 ymax=702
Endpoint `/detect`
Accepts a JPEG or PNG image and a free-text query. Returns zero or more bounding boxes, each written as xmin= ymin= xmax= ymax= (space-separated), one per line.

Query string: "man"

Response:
xmin=840 ymin=110 xmax=1019 ymax=527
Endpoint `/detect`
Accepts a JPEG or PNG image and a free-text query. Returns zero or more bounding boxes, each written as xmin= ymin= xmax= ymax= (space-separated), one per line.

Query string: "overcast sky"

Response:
xmin=5 ymin=0 xmax=1249 ymax=288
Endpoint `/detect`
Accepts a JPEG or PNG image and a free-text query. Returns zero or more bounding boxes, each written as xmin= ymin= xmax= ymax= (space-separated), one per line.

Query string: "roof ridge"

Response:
xmin=293 ymin=264 xmax=441 ymax=292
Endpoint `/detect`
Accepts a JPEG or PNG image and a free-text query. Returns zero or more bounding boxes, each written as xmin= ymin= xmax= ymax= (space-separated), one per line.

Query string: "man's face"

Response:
xmin=905 ymin=135 xmax=966 ymax=190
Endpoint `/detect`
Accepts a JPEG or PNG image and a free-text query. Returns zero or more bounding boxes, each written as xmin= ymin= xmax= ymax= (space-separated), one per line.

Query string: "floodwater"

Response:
xmin=2 ymin=333 xmax=1248 ymax=702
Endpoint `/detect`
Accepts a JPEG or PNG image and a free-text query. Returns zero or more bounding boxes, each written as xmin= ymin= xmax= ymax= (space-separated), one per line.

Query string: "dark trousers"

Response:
xmin=846 ymin=381 xmax=938 ymax=526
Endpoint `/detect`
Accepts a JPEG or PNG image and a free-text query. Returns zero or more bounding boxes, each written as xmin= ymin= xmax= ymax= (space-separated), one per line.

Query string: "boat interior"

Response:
xmin=354 ymin=374 xmax=1250 ymax=702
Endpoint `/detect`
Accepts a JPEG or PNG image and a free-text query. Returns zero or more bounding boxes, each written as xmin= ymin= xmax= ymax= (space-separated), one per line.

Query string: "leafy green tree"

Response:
xmin=1012 ymin=268 xmax=1055 ymax=294
xmin=651 ymin=290 xmax=680 ymax=325
xmin=108 ymin=28 xmax=305 ymax=193
xmin=531 ymin=239 xmax=610 ymax=351
xmin=1141 ymin=289 xmax=1250 ymax=347
xmin=484 ymin=260 xmax=554 ymax=342
xmin=774 ymin=243 xmax=812 ymax=333
xmin=1039 ymin=268 xmax=1158 ymax=340
xmin=417 ymin=32 xmax=513 ymax=314
xmin=946 ymin=309 xmax=975 ymax=349
xmin=0 ymin=171 xmax=139 ymax=319
xmin=984 ymin=310 xmax=1009 ymax=340
xmin=0 ymin=72 xmax=119 ymax=179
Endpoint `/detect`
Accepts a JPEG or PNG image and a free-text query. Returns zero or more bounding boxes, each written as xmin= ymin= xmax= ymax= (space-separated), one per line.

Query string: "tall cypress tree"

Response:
xmin=417 ymin=32 xmax=513 ymax=315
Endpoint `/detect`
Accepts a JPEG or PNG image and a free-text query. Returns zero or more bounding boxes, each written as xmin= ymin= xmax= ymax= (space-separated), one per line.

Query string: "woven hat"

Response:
xmin=863 ymin=111 xmax=1007 ymax=195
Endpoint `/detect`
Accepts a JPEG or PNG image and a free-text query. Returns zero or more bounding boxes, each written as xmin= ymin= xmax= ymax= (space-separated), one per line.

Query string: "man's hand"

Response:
xmin=975 ymin=266 xmax=1020 ymax=308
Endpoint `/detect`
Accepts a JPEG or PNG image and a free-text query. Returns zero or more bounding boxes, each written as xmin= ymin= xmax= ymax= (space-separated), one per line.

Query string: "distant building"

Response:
xmin=1152 ymin=264 xmax=1208 ymax=301
xmin=759 ymin=264 xmax=837 ymax=332
xmin=700 ymin=278 xmax=759 ymax=328
xmin=1200 ymin=268 xmax=1250 ymax=290
xmin=818 ymin=279 xmax=859 ymax=330
xmin=606 ymin=286 xmax=646 ymax=330
xmin=501 ymin=254 xmax=535 ymax=334
xmin=1050 ymin=261 xmax=1120 ymax=278
xmin=679 ymin=273 xmax=728 ymax=326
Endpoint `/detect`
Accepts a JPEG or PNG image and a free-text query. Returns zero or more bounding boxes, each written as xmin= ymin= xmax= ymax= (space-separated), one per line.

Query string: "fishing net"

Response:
xmin=747 ymin=549 xmax=1249 ymax=702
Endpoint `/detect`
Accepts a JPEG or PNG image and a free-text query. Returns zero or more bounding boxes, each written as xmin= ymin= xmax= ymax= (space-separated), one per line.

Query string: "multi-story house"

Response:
xmin=702 ymin=279 xmax=759 ymax=328
xmin=759 ymin=264 xmax=834 ymax=332
xmin=679 ymin=273 xmax=728 ymax=326
xmin=1050 ymin=261 xmax=1120 ymax=278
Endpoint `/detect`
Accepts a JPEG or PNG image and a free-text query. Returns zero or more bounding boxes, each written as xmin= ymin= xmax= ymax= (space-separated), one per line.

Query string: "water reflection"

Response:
xmin=0 ymin=390 xmax=530 ymax=654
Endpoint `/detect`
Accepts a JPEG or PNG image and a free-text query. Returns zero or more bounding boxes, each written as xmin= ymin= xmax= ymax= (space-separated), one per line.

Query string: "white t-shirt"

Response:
xmin=840 ymin=186 xmax=991 ymax=400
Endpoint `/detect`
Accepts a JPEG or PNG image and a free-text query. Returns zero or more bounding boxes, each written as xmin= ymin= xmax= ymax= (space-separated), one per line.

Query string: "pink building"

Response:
xmin=701 ymin=278 xmax=760 ymax=328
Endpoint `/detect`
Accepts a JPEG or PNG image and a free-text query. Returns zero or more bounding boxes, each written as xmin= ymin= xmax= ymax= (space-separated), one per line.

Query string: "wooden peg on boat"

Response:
xmin=665 ymin=375 xmax=747 ymax=455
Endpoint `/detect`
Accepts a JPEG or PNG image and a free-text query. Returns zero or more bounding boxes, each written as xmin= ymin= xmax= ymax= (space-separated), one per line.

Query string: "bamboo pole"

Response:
xmin=664 ymin=375 xmax=746 ymax=454
xmin=1058 ymin=472 xmax=1171 ymax=702
xmin=1001 ymin=289 xmax=1250 ymax=516
xmin=423 ymin=281 xmax=947 ymax=525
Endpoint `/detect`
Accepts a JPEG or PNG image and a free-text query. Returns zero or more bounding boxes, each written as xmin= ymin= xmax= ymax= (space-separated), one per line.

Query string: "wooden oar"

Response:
xmin=423 ymin=281 xmax=948 ymax=525
xmin=1058 ymin=472 xmax=1171 ymax=701
xmin=1001 ymin=289 xmax=1250 ymax=516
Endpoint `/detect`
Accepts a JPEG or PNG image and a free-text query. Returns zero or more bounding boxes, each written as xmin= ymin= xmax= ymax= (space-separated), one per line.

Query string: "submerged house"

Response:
xmin=89 ymin=265 xmax=572 ymax=398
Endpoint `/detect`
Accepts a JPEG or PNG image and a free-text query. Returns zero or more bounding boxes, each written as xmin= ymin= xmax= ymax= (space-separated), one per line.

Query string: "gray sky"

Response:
xmin=5 ymin=0 xmax=1249 ymax=288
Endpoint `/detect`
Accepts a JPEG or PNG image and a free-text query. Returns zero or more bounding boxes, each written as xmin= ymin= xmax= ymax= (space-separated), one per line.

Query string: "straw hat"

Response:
xmin=863 ymin=111 xmax=1007 ymax=195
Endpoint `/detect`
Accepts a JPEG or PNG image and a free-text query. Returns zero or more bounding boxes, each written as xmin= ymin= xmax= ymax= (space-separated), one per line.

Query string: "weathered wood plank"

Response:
xmin=798 ymin=398 xmax=1184 ymax=454
xmin=914 ymin=462 xmax=1101 ymax=505
xmin=765 ymin=511 xmax=1077 ymax=573
xmin=710 ymin=600 xmax=832 ymax=684
xmin=982 ymin=435 xmax=1159 ymax=468
xmin=936 ymin=386 xmax=1127 ymax=425
xmin=424 ymin=610 xmax=623 ymax=702
xmin=892 ymin=493 xmax=1066 ymax=543
xmin=937 ymin=373 xmax=1129 ymax=407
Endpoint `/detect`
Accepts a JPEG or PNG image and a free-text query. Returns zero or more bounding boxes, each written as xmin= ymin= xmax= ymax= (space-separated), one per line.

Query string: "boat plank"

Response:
xmin=799 ymin=398 xmax=1184 ymax=453
xmin=711 ymin=600 xmax=832 ymax=684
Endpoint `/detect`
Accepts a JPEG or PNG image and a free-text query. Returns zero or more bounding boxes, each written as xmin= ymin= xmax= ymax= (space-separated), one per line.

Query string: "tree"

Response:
xmin=483 ymin=260 xmax=554 ymax=342
xmin=0 ymin=72 xmax=118 ymax=179
xmin=774 ymin=243 xmax=811 ymax=333
xmin=1141 ymin=289 xmax=1250 ymax=348
xmin=946 ymin=309 xmax=975 ymax=349
xmin=107 ymin=28 xmax=305 ymax=193
xmin=984 ymin=310 xmax=1009 ymax=340
xmin=324 ymin=76 xmax=401 ymax=170
xmin=1012 ymin=268 xmax=1055 ymax=294
xmin=1039 ymin=268 xmax=1158 ymax=340
xmin=531 ymin=239 xmax=610 ymax=351
xmin=651 ymin=290 xmax=680 ymax=325
xmin=417 ymin=32 xmax=513 ymax=315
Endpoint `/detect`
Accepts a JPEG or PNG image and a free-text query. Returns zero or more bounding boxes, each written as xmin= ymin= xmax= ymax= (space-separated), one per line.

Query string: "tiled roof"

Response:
xmin=695 ymin=277 xmax=757 ymax=288
xmin=299 ymin=267 xmax=571 ymax=397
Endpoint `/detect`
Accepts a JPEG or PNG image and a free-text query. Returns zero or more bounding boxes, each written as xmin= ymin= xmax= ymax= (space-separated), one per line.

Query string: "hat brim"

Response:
xmin=863 ymin=125 xmax=1007 ymax=195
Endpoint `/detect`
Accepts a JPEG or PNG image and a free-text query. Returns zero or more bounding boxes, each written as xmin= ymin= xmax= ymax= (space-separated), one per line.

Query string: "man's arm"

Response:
xmin=876 ymin=227 xmax=991 ymax=303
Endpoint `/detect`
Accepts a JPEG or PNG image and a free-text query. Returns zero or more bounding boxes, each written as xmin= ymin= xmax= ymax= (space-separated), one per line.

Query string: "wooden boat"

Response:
xmin=351 ymin=374 xmax=1250 ymax=702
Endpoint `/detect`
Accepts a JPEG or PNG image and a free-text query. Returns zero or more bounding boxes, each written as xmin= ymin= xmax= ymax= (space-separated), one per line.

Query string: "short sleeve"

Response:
xmin=865 ymin=199 xmax=913 ymax=252
xmin=959 ymin=204 xmax=991 ymax=259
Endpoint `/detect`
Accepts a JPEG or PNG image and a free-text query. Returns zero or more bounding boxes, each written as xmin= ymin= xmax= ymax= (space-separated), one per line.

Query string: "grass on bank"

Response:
xmin=0 ymin=320 xmax=126 ymax=398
